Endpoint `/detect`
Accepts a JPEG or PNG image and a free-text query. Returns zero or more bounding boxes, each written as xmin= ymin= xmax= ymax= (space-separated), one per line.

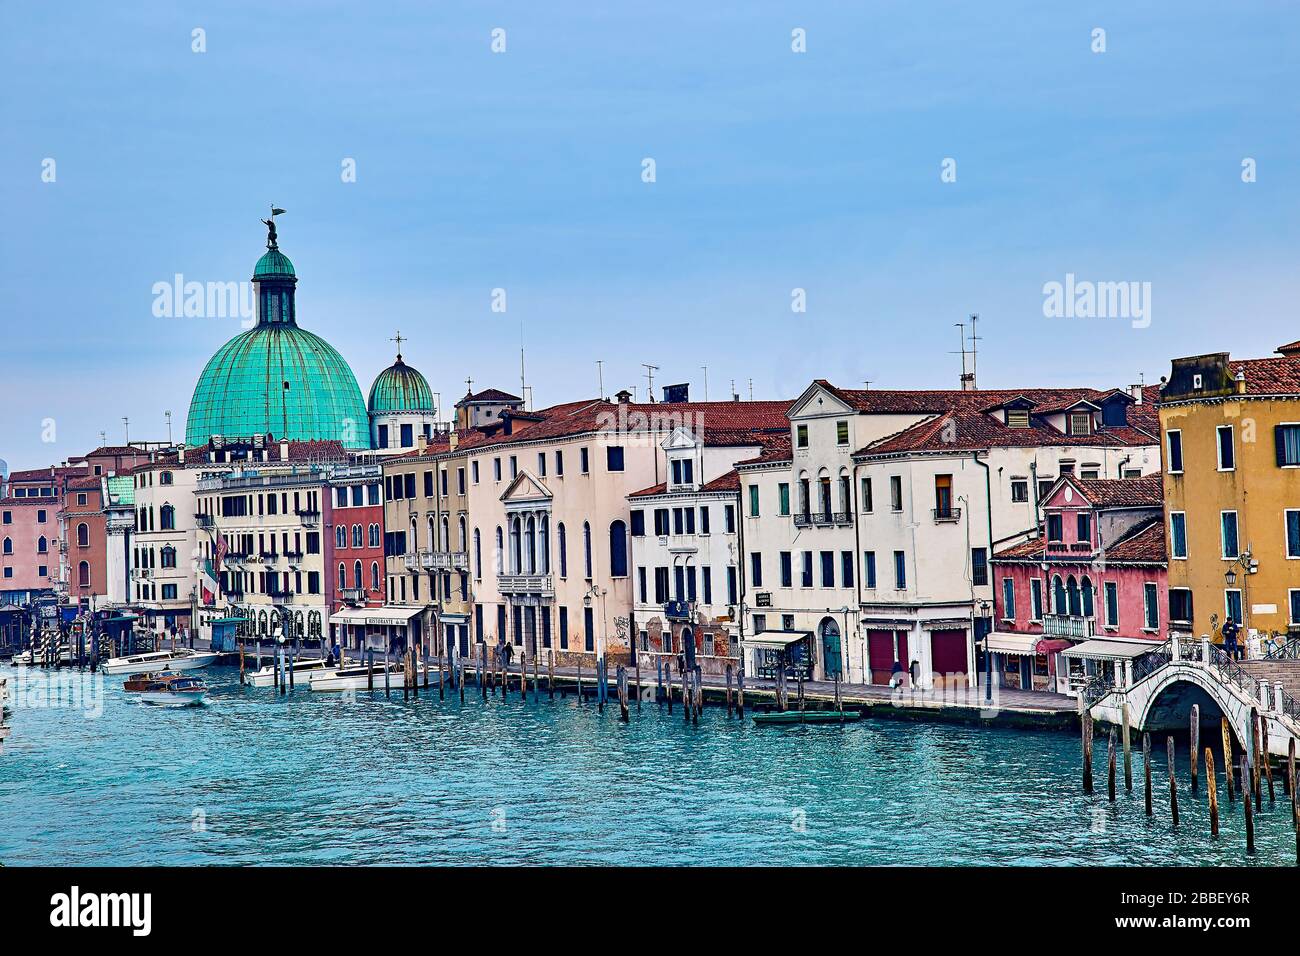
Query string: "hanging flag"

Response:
xmin=199 ymin=559 xmax=220 ymax=607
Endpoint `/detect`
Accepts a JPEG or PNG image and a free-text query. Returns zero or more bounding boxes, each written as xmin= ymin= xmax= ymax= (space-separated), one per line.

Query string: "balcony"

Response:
xmin=404 ymin=550 xmax=434 ymax=571
xmin=932 ymin=507 xmax=962 ymax=523
xmin=340 ymin=587 xmax=365 ymax=604
xmin=284 ymin=549 xmax=304 ymax=564
xmin=433 ymin=551 xmax=469 ymax=571
xmin=294 ymin=508 xmax=320 ymax=527
xmin=792 ymin=511 xmax=853 ymax=529
xmin=194 ymin=514 xmax=214 ymax=529
xmin=267 ymin=588 xmax=293 ymax=603
xmin=131 ymin=567 xmax=151 ymax=580
xmin=498 ymin=574 xmax=554 ymax=596
xmin=1041 ymin=613 xmax=1095 ymax=640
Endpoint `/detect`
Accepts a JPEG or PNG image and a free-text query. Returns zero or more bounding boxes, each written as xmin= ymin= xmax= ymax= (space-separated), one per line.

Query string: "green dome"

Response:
xmin=368 ymin=356 xmax=434 ymax=413
xmin=254 ymin=248 xmax=296 ymax=277
xmin=186 ymin=325 xmax=370 ymax=449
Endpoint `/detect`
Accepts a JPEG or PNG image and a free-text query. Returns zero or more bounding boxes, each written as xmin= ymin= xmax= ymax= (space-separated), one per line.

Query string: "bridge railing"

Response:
xmin=1130 ymin=639 xmax=1173 ymax=684
xmin=1264 ymin=636 xmax=1300 ymax=660
xmin=1081 ymin=672 xmax=1116 ymax=707
xmin=1204 ymin=642 xmax=1263 ymax=707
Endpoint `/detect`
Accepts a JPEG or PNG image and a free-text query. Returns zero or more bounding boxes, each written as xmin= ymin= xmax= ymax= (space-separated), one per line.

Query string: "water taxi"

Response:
xmin=244 ymin=656 xmax=352 ymax=688
xmin=309 ymin=660 xmax=423 ymax=692
xmin=101 ymin=648 xmax=218 ymax=676
xmin=124 ymin=672 xmax=209 ymax=707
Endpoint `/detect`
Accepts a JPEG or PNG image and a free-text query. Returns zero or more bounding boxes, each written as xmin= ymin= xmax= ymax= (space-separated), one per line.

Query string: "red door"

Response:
xmin=930 ymin=629 xmax=968 ymax=688
xmin=868 ymin=630 xmax=909 ymax=685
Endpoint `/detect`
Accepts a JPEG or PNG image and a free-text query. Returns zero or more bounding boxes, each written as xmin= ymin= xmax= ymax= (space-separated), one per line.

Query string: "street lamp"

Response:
xmin=978 ymin=599 xmax=993 ymax=702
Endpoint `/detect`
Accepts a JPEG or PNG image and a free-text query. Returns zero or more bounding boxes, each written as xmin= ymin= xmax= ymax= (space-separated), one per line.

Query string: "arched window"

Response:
xmin=458 ymin=516 xmax=467 ymax=553
xmin=441 ymin=516 xmax=450 ymax=551
xmin=1052 ymin=575 xmax=1066 ymax=614
xmin=1081 ymin=576 xmax=1095 ymax=618
xmin=1066 ymin=575 xmax=1082 ymax=617
xmin=352 ymin=524 xmax=362 ymax=548
xmin=37 ymin=535 xmax=47 ymax=554
xmin=160 ymin=504 xmax=175 ymax=530
xmin=474 ymin=528 xmax=482 ymax=580
xmin=336 ymin=525 xmax=347 ymax=549
xmin=338 ymin=563 xmax=346 ymax=590
xmin=583 ymin=521 xmax=593 ymax=578
xmin=354 ymin=560 xmax=363 ymax=589
xmin=494 ymin=526 xmax=504 ymax=574
xmin=509 ymin=517 xmax=522 ymax=574
xmin=539 ymin=516 xmax=550 ymax=574
xmin=371 ymin=561 xmax=380 ymax=590
xmin=161 ymin=546 xmax=176 ymax=568
xmin=159 ymin=471 xmax=173 ymax=485
xmin=525 ymin=516 xmax=537 ymax=574
xmin=78 ymin=560 xmax=90 ymax=587
xmin=557 ymin=522 xmax=568 ymax=578
xmin=609 ymin=520 xmax=628 ymax=577
xmin=1 ymin=537 xmax=10 ymax=555
xmin=369 ymin=523 xmax=380 ymax=548
xmin=77 ymin=522 xmax=89 ymax=547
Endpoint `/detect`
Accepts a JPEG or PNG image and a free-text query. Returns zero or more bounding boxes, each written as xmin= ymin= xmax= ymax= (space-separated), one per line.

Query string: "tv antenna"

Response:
xmin=642 ymin=364 xmax=659 ymax=403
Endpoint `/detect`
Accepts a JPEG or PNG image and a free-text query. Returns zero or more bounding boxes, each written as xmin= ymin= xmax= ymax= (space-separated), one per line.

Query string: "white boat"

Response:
xmin=245 ymin=656 xmax=352 ymax=688
xmin=0 ymin=724 xmax=11 ymax=742
xmin=101 ymin=648 xmax=218 ymax=676
xmin=125 ymin=673 xmax=209 ymax=707
xmin=309 ymin=661 xmax=424 ymax=692
xmin=11 ymin=649 xmax=34 ymax=666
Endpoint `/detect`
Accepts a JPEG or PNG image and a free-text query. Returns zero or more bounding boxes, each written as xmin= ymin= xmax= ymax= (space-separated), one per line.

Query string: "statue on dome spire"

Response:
xmin=261 ymin=206 xmax=287 ymax=249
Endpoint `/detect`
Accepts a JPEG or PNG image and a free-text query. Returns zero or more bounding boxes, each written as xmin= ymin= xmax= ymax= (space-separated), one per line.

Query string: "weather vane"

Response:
xmin=261 ymin=205 xmax=286 ymax=248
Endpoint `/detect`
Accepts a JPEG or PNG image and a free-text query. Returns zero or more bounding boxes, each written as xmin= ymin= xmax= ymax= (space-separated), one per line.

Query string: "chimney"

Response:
xmin=449 ymin=431 xmax=459 ymax=451
xmin=280 ymin=440 xmax=290 ymax=460
xmin=615 ymin=388 xmax=632 ymax=405
xmin=178 ymin=445 xmax=186 ymax=463
xmin=1128 ymin=384 xmax=1143 ymax=404
xmin=960 ymin=371 xmax=977 ymax=391
xmin=1235 ymin=371 xmax=1247 ymax=394
xmin=417 ymin=433 xmax=428 ymax=454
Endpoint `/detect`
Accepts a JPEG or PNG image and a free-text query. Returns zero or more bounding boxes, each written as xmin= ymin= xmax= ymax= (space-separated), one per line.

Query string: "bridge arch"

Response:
xmin=1131 ymin=663 xmax=1254 ymax=754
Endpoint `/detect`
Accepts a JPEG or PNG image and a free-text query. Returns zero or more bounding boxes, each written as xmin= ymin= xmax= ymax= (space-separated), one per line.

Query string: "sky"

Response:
xmin=2 ymin=2 xmax=1298 ymax=471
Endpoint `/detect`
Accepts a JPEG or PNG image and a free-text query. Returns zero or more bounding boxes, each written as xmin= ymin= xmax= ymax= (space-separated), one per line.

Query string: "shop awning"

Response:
xmin=742 ymin=630 xmax=812 ymax=651
xmin=329 ymin=606 xmax=424 ymax=627
xmin=984 ymin=632 xmax=1041 ymax=656
xmin=1062 ymin=638 xmax=1158 ymax=661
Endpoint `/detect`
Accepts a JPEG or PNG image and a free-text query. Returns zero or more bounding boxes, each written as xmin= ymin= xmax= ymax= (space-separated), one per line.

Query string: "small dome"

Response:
xmin=368 ymin=356 xmax=434 ymax=413
xmin=254 ymin=248 xmax=296 ymax=278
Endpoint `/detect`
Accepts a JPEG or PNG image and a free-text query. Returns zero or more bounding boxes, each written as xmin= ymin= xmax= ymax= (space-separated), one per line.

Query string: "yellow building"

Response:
xmin=1159 ymin=343 xmax=1300 ymax=642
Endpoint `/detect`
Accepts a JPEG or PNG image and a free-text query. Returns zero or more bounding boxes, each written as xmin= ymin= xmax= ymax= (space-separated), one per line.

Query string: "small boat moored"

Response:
xmin=309 ymin=661 xmax=423 ymax=692
xmin=124 ymin=672 xmax=208 ymax=707
xmin=101 ymin=648 xmax=218 ymax=676
xmin=244 ymin=656 xmax=353 ymax=688
xmin=752 ymin=710 xmax=863 ymax=726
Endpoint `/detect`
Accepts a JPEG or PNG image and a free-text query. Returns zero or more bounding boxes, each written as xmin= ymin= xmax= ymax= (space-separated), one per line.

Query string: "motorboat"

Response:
xmin=125 ymin=672 xmax=208 ymax=707
xmin=11 ymin=649 xmax=34 ymax=666
xmin=244 ymin=656 xmax=352 ymax=688
xmin=101 ymin=648 xmax=218 ymax=676
xmin=309 ymin=660 xmax=423 ymax=692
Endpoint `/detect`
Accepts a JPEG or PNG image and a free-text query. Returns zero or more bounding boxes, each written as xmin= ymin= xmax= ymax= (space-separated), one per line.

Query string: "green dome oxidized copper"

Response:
xmin=368 ymin=357 xmax=435 ymax=413
xmin=185 ymin=237 xmax=369 ymax=450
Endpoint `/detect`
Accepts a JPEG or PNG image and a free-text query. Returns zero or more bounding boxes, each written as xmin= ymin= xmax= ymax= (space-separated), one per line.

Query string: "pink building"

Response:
xmin=989 ymin=474 xmax=1167 ymax=693
xmin=1 ymin=465 xmax=85 ymax=601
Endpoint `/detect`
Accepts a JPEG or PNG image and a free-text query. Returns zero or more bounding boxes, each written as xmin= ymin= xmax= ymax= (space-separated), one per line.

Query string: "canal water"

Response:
xmin=0 ymin=664 xmax=1294 ymax=866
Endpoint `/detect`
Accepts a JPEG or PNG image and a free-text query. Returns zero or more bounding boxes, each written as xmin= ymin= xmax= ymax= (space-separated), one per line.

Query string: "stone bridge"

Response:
xmin=1088 ymin=636 xmax=1300 ymax=759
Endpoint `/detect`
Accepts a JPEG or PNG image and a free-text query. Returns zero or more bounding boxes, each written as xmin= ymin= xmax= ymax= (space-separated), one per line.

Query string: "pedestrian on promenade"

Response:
xmin=889 ymin=659 xmax=905 ymax=689
xmin=1222 ymin=617 xmax=1240 ymax=660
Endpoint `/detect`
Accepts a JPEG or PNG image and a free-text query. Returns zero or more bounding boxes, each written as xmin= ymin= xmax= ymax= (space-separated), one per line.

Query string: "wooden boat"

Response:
xmin=245 ymin=656 xmax=353 ymax=688
xmin=125 ymin=672 xmax=208 ymax=707
xmin=309 ymin=661 xmax=422 ymax=692
xmin=101 ymin=648 xmax=217 ymax=676
xmin=752 ymin=710 xmax=863 ymax=726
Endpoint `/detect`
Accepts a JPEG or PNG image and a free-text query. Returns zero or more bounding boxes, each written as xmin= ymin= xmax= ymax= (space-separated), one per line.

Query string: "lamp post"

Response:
xmin=979 ymin=599 xmax=993 ymax=702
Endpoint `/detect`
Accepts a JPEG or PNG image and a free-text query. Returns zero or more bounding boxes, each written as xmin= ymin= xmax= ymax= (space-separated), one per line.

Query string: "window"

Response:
xmin=580 ymin=448 xmax=590 ymax=473
xmin=1076 ymin=513 xmax=1091 ymax=542
xmin=1220 ymin=511 xmax=1239 ymax=559
xmin=77 ymin=493 xmax=88 ymax=506
xmin=555 ymin=450 xmax=564 ymax=475
xmin=893 ymin=551 xmax=906 ymax=589
xmin=934 ymin=474 xmax=953 ymax=517
xmin=1225 ymin=589 xmax=1243 ymax=625
xmin=1 ymin=537 xmax=10 ymax=555
xmin=609 ymin=521 xmax=628 ymax=577
xmin=1289 ymin=590 xmax=1300 ymax=626
xmin=724 ymin=505 xmax=735 ymax=534
xmin=37 ymin=535 xmax=47 ymax=553
xmin=1010 ymin=479 xmax=1028 ymax=503
xmin=750 ymin=552 xmax=763 ymax=588
xmin=700 ymin=507 xmax=710 ymax=535
xmin=159 ymin=504 xmax=175 ymax=530
xmin=1166 ymin=429 xmax=1183 ymax=473
xmin=400 ymin=423 xmax=414 ymax=447
xmin=889 ymin=476 xmax=902 ymax=512
xmin=1168 ymin=512 xmax=1187 ymax=559
xmin=1030 ymin=579 xmax=1043 ymax=621
xmin=796 ymin=424 xmax=809 ymax=448
xmin=726 ymin=566 xmax=738 ymax=604
xmin=1069 ymin=411 xmax=1092 ymax=436
xmin=836 ymin=420 xmax=849 ymax=446
xmin=78 ymin=560 xmax=90 ymax=588
xmin=493 ymin=458 xmax=502 ymax=481
xmin=780 ymin=552 xmax=793 ymax=588
xmin=778 ymin=483 xmax=790 ymax=516
xmin=162 ymin=584 xmax=177 ymax=600
xmin=749 ymin=485 xmax=760 ymax=517
xmin=1216 ymin=425 xmax=1235 ymax=471
xmin=863 ymin=551 xmax=876 ymax=588
xmin=1007 ymin=409 xmax=1030 ymax=428
xmin=1143 ymin=582 xmax=1159 ymax=630
xmin=161 ymin=546 xmax=176 ymax=568
xmin=800 ymin=551 xmax=813 ymax=588
xmin=606 ymin=446 xmax=625 ymax=471
xmin=971 ymin=548 xmax=988 ymax=586
xmin=538 ymin=452 xmax=547 ymax=477
xmin=582 ymin=522 xmax=592 ymax=578
xmin=653 ymin=508 xmax=669 ymax=536
xmin=1274 ymin=424 xmax=1300 ymax=467
xmin=630 ymin=510 xmax=645 ymax=537
xmin=860 ymin=477 xmax=873 ymax=513
xmin=1001 ymin=578 xmax=1015 ymax=620
xmin=820 ymin=551 xmax=834 ymax=587
xmin=1169 ymin=588 xmax=1193 ymax=624
xmin=77 ymin=523 xmax=89 ymax=547
xmin=702 ymin=567 xmax=712 ymax=604
xmin=841 ymin=551 xmax=853 ymax=588
xmin=509 ymin=456 xmax=517 ymax=478
xmin=472 ymin=461 xmax=480 ymax=484
xmin=654 ymin=567 xmax=669 ymax=603
xmin=1288 ymin=510 xmax=1300 ymax=559
xmin=336 ymin=525 xmax=346 ymax=549
xmin=1104 ymin=582 xmax=1119 ymax=626
xmin=1046 ymin=513 xmax=1063 ymax=542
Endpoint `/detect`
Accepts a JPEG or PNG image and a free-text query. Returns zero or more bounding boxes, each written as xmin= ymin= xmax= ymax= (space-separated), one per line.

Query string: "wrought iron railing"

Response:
xmin=1042 ymin=613 xmax=1095 ymax=639
xmin=1264 ymin=636 xmax=1300 ymax=660
xmin=1130 ymin=639 xmax=1172 ymax=684
xmin=1081 ymin=672 xmax=1116 ymax=706
xmin=1204 ymin=643 xmax=1262 ymax=705
xmin=932 ymin=507 xmax=962 ymax=522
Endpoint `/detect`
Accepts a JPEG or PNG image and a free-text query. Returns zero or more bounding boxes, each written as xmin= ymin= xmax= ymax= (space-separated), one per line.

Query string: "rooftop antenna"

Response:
xmin=642 ymin=363 xmax=659 ymax=403
xmin=596 ymin=361 xmax=604 ymax=400
xmin=969 ymin=313 xmax=981 ymax=388
xmin=730 ymin=378 xmax=737 ymax=401
xmin=519 ymin=316 xmax=527 ymax=410
xmin=432 ymin=391 xmax=441 ymax=430
xmin=748 ymin=378 xmax=753 ymax=401
xmin=122 ymin=417 xmax=130 ymax=444
xmin=99 ymin=430 xmax=107 ymax=447
xmin=164 ymin=410 xmax=172 ymax=445
xmin=701 ymin=366 xmax=709 ymax=402
xmin=862 ymin=380 xmax=872 ymax=390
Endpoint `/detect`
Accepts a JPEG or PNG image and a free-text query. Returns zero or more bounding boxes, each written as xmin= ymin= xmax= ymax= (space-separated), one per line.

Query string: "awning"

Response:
xmin=742 ymin=630 xmax=812 ymax=651
xmin=984 ymin=632 xmax=1041 ymax=656
xmin=1062 ymin=638 xmax=1158 ymax=661
xmin=329 ymin=606 xmax=424 ymax=627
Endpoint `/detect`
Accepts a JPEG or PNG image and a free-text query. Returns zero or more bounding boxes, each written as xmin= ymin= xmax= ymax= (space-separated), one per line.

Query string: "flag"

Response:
xmin=271 ymin=207 xmax=286 ymax=216
xmin=215 ymin=536 xmax=227 ymax=573
xmin=199 ymin=559 xmax=220 ymax=607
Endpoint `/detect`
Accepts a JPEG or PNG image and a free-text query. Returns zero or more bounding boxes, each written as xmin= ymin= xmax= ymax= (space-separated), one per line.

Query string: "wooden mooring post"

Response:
xmin=521 ymin=653 xmax=528 ymax=702
xmin=1206 ymin=748 xmax=1219 ymax=838
xmin=725 ymin=664 xmax=734 ymax=718
xmin=617 ymin=664 xmax=629 ymax=722
xmin=384 ymin=652 xmax=391 ymax=698
xmin=548 ymin=650 xmax=555 ymax=700
xmin=737 ymin=664 xmax=745 ymax=719
xmin=239 ymin=645 xmax=246 ymax=685
xmin=1107 ymin=730 xmax=1116 ymax=802
xmin=532 ymin=651 xmax=539 ymax=702
xmin=1290 ymin=738 xmax=1297 ymax=807
xmin=1260 ymin=713 xmax=1275 ymax=803
xmin=1167 ymin=735 xmax=1179 ymax=827
xmin=1143 ymin=732 xmax=1152 ymax=816
xmin=1189 ymin=705 xmax=1200 ymax=793
xmin=1242 ymin=755 xmax=1255 ymax=855
xmin=576 ymin=659 xmax=583 ymax=704
xmin=367 ymin=649 xmax=374 ymax=692
xmin=1080 ymin=701 xmax=1093 ymax=795
xmin=692 ymin=668 xmax=701 ymax=726
xmin=681 ymin=666 xmax=689 ymax=725
xmin=1222 ymin=717 xmax=1235 ymax=800
xmin=1249 ymin=707 xmax=1262 ymax=812
xmin=663 ymin=659 xmax=671 ymax=713
xmin=634 ymin=650 xmax=641 ymax=711
xmin=1121 ymin=701 xmax=1133 ymax=792
xmin=480 ymin=643 xmax=488 ymax=700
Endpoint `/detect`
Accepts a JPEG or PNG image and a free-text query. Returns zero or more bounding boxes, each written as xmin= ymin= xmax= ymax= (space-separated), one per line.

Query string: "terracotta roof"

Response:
xmin=6 ymin=466 xmax=87 ymax=482
xmin=1227 ymin=356 xmax=1300 ymax=395
xmin=67 ymin=476 xmax=102 ymax=490
xmin=460 ymin=388 xmax=522 ymax=404
xmin=702 ymin=469 xmax=741 ymax=492
xmin=1067 ymin=475 xmax=1164 ymax=509
xmin=735 ymin=433 xmax=793 ymax=468
xmin=994 ymin=517 xmax=1166 ymax=565
xmin=858 ymin=407 xmax=1155 ymax=457
xmin=75 ymin=445 xmax=148 ymax=458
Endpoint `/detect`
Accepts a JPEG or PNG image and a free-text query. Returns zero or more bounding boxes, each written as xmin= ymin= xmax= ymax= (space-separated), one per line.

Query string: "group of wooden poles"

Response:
xmin=1081 ymin=701 xmax=1300 ymax=860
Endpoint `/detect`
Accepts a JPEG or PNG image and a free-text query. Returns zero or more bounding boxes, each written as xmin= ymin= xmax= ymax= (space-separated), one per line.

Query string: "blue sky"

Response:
xmin=2 ymin=2 xmax=1298 ymax=470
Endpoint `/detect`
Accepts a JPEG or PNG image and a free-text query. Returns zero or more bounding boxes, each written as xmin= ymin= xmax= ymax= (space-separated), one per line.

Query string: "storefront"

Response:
xmin=329 ymin=605 xmax=425 ymax=655
xmin=866 ymin=628 xmax=910 ymax=685
xmin=742 ymin=630 xmax=813 ymax=681
xmin=1061 ymin=637 xmax=1159 ymax=697
xmin=983 ymin=633 xmax=1072 ymax=693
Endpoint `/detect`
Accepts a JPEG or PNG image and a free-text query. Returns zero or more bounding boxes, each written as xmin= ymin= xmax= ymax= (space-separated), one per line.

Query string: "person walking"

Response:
xmin=1221 ymin=617 xmax=1240 ymax=661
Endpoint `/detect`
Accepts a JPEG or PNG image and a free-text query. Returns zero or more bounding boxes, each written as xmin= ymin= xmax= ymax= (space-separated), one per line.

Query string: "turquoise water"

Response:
xmin=0 ymin=664 xmax=1295 ymax=866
